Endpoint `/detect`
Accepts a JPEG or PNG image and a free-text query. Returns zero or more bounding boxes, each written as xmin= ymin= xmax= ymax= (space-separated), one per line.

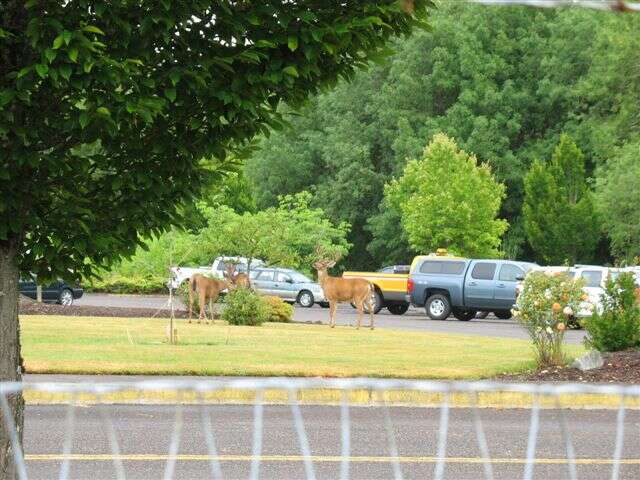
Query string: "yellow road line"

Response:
xmin=24 ymin=454 xmax=640 ymax=465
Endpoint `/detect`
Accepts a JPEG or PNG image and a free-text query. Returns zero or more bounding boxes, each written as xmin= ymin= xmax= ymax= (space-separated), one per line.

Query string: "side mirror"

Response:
xmin=286 ymin=278 xmax=294 ymax=284
xmin=515 ymin=275 xmax=524 ymax=282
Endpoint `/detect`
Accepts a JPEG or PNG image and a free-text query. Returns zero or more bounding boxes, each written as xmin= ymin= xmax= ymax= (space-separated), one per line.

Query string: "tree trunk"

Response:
xmin=0 ymin=241 xmax=24 ymax=480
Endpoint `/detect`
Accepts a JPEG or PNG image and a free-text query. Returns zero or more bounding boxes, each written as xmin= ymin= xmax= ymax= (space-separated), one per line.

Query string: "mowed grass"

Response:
xmin=20 ymin=315 xmax=585 ymax=379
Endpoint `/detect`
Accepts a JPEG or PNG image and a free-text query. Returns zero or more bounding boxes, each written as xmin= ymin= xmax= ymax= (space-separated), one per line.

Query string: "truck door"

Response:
xmin=465 ymin=262 xmax=497 ymax=308
xmin=494 ymin=263 xmax=524 ymax=309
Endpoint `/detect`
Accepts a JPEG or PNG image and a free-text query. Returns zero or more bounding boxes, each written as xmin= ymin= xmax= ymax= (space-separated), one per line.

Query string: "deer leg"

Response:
xmin=208 ymin=297 xmax=213 ymax=324
xmin=198 ymin=290 xmax=206 ymax=323
xmin=368 ymin=287 xmax=375 ymax=330
xmin=329 ymin=301 xmax=336 ymax=328
xmin=355 ymin=299 xmax=363 ymax=330
xmin=188 ymin=283 xmax=194 ymax=323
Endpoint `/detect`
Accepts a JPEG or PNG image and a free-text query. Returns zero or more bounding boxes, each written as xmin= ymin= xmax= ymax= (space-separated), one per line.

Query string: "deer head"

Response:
xmin=313 ymin=246 xmax=341 ymax=274
xmin=223 ymin=263 xmax=237 ymax=281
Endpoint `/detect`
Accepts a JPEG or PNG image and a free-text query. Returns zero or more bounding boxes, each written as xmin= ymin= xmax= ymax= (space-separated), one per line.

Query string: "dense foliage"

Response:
xmin=1 ymin=0 xmax=430 ymax=281
xmin=584 ymin=273 xmax=640 ymax=352
xmin=222 ymin=288 xmax=269 ymax=327
xmin=514 ymin=272 xmax=586 ymax=367
xmin=247 ymin=4 xmax=640 ymax=268
xmin=385 ymin=134 xmax=507 ymax=257
xmin=523 ymin=135 xmax=599 ymax=264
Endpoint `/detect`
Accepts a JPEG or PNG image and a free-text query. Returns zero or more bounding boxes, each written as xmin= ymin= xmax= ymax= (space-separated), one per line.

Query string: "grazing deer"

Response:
xmin=224 ymin=263 xmax=251 ymax=289
xmin=313 ymin=249 xmax=375 ymax=330
xmin=188 ymin=274 xmax=229 ymax=324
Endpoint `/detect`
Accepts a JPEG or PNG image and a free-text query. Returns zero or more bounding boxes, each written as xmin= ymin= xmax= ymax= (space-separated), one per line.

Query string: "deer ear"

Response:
xmin=327 ymin=261 xmax=336 ymax=268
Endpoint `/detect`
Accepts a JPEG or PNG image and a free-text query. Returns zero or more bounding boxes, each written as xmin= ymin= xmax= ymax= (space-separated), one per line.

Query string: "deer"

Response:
xmin=224 ymin=263 xmax=251 ymax=289
xmin=313 ymin=248 xmax=375 ymax=330
xmin=188 ymin=274 xmax=229 ymax=324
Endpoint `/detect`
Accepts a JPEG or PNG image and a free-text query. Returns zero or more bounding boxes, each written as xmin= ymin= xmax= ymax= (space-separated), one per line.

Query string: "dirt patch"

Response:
xmin=498 ymin=349 xmax=640 ymax=384
xmin=18 ymin=296 xmax=197 ymax=319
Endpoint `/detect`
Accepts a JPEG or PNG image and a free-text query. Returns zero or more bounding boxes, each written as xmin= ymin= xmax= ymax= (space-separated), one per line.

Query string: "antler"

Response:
xmin=313 ymin=245 xmax=343 ymax=267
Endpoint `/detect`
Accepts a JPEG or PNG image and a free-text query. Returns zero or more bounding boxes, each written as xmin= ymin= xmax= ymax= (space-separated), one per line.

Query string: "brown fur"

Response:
xmin=314 ymin=260 xmax=374 ymax=330
xmin=188 ymin=274 xmax=229 ymax=324
xmin=224 ymin=264 xmax=252 ymax=289
xmin=635 ymin=288 xmax=640 ymax=306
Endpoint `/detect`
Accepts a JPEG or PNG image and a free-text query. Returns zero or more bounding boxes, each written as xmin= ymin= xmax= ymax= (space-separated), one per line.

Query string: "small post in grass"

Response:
xmin=36 ymin=285 xmax=42 ymax=303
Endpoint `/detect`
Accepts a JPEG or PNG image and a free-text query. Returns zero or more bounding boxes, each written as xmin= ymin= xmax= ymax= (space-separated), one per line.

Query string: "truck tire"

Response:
xmin=494 ymin=310 xmax=512 ymax=320
xmin=452 ymin=308 xmax=475 ymax=321
xmin=425 ymin=294 xmax=451 ymax=320
xmin=364 ymin=290 xmax=383 ymax=315
xmin=475 ymin=311 xmax=489 ymax=319
xmin=387 ymin=303 xmax=409 ymax=315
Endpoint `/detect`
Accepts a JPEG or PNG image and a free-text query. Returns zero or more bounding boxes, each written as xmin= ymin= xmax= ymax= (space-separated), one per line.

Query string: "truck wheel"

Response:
xmin=425 ymin=294 xmax=451 ymax=320
xmin=475 ymin=311 xmax=489 ymax=319
xmin=362 ymin=290 xmax=383 ymax=315
xmin=494 ymin=310 xmax=512 ymax=320
xmin=452 ymin=308 xmax=475 ymax=321
xmin=387 ymin=304 xmax=409 ymax=315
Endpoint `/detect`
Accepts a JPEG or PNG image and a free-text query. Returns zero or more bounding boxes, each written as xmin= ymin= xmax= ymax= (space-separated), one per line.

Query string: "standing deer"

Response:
xmin=188 ymin=274 xmax=229 ymax=324
xmin=313 ymin=249 xmax=375 ymax=330
xmin=224 ymin=263 xmax=251 ymax=289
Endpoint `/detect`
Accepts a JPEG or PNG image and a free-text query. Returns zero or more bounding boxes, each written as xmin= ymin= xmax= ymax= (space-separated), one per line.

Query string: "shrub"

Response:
xmin=85 ymin=274 xmax=168 ymax=294
xmin=584 ymin=272 xmax=640 ymax=352
xmin=262 ymin=296 xmax=294 ymax=323
xmin=222 ymin=287 xmax=269 ymax=326
xmin=514 ymin=271 xmax=586 ymax=367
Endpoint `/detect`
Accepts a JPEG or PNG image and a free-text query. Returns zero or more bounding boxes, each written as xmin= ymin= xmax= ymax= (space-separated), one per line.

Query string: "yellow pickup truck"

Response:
xmin=342 ymin=265 xmax=410 ymax=315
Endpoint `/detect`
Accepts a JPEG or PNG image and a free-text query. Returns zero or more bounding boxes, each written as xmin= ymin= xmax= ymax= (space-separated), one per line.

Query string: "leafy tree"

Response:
xmin=386 ymin=134 xmax=508 ymax=257
xmin=523 ymin=135 xmax=599 ymax=265
xmin=197 ymin=192 xmax=351 ymax=276
xmin=247 ymin=3 xmax=627 ymax=267
xmin=0 ymin=2 xmax=430 ymax=474
xmin=596 ymin=142 xmax=640 ymax=263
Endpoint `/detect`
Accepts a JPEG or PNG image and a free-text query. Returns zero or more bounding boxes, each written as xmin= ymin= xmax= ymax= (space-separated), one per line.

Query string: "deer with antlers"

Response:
xmin=224 ymin=263 xmax=251 ymax=289
xmin=313 ymin=247 xmax=375 ymax=330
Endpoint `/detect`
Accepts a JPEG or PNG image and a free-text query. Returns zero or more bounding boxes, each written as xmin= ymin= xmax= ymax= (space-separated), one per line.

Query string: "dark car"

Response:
xmin=19 ymin=276 xmax=83 ymax=306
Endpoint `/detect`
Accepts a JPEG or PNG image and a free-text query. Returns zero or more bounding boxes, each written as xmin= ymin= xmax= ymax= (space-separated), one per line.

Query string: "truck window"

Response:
xmin=471 ymin=262 xmax=496 ymax=280
xmin=498 ymin=264 xmax=523 ymax=282
xmin=419 ymin=261 xmax=465 ymax=275
xmin=581 ymin=270 xmax=603 ymax=288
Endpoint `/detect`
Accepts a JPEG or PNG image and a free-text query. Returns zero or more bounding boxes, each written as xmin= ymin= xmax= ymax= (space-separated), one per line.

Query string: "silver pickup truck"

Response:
xmin=406 ymin=256 xmax=537 ymax=321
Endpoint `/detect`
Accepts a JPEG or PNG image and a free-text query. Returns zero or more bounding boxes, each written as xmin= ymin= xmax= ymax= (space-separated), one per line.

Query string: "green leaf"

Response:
xmin=79 ymin=112 xmax=89 ymax=129
xmin=17 ymin=66 xmax=31 ymax=78
xmin=288 ymin=36 xmax=298 ymax=52
xmin=35 ymin=64 xmax=48 ymax=79
xmin=59 ymin=64 xmax=72 ymax=80
xmin=68 ymin=48 xmax=79 ymax=63
xmin=53 ymin=35 xmax=64 ymax=49
xmin=62 ymin=30 xmax=72 ymax=45
xmin=169 ymin=71 xmax=181 ymax=86
xmin=45 ymin=49 xmax=57 ymax=63
xmin=82 ymin=25 xmax=105 ymax=35
xmin=96 ymin=106 xmax=111 ymax=116
xmin=283 ymin=66 xmax=299 ymax=77
xmin=164 ymin=88 xmax=177 ymax=102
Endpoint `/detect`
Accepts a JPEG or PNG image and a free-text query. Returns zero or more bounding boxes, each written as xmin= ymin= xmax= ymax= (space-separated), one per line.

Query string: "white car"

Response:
xmin=516 ymin=265 xmax=636 ymax=319
xmin=168 ymin=256 xmax=264 ymax=290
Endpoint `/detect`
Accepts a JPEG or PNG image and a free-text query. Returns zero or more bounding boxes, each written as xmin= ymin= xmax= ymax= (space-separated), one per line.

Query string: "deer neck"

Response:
xmin=317 ymin=269 xmax=330 ymax=286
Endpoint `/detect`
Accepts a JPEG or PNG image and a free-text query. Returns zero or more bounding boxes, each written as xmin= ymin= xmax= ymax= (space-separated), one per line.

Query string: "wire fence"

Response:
xmin=2 ymin=378 xmax=640 ymax=480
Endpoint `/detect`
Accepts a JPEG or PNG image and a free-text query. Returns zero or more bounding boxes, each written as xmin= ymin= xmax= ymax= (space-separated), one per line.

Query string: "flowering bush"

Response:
xmin=262 ymin=295 xmax=294 ymax=323
xmin=514 ymin=271 xmax=586 ymax=367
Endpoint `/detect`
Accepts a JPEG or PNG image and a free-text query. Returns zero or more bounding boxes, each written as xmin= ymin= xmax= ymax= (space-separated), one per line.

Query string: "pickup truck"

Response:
xmin=342 ymin=265 xmax=410 ymax=315
xmin=168 ymin=256 xmax=264 ymax=290
xmin=406 ymin=256 xmax=537 ymax=321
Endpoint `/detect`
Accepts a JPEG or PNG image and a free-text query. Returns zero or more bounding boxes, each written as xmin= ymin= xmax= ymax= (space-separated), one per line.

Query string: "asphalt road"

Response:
xmin=76 ymin=293 xmax=586 ymax=344
xmin=23 ymin=403 xmax=639 ymax=480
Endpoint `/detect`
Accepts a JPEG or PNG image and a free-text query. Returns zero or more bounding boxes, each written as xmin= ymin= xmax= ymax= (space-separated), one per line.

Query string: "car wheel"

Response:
xmin=58 ymin=288 xmax=74 ymax=306
xmin=452 ymin=308 xmax=476 ymax=321
xmin=364 ymin=290 xmax=383 ymax=314
xmin=387 ymin=303 xmax=409 ymax=315
xmin=425 ymin=294 xmax=451 ymax=320
xmin=297 ymin=290 xmax=315 ymax=308
xmin=475 ymin=311 xmax=489 ymax=319
xmin=494 ymin=310 xmax=512 ymax=320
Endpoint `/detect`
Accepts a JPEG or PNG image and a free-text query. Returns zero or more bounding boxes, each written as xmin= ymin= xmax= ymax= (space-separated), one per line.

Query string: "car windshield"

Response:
xmin=290 ymin=272 xmax=313 ymax=283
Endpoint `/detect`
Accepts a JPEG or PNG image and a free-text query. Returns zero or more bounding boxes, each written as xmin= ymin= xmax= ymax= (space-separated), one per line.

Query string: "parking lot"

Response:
xmin=75 ymin=293 xmax=586 ymax=345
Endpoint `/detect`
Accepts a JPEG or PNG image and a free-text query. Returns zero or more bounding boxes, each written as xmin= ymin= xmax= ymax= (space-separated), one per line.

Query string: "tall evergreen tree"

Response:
xmin=523 ymin=135 xmax=600 ymax=264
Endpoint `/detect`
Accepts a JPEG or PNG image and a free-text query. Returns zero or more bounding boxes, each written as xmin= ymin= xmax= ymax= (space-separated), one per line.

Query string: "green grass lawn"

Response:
xmin=20 ymin=315 xmax=585 ymax=379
